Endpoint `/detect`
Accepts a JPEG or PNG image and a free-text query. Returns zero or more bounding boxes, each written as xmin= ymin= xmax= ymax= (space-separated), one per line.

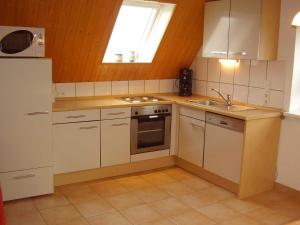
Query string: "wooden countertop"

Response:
xmin=52 ymin=93 xmax=282 ymax=121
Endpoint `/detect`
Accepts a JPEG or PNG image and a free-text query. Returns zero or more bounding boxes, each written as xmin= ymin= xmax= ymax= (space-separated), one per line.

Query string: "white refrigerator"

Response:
xmin=0 ymin=58 xmax=53 ymax=201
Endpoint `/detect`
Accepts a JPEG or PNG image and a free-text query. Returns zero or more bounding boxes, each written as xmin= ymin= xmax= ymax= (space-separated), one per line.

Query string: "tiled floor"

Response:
xmin=4 ymin=167 xmax=300 ymax=225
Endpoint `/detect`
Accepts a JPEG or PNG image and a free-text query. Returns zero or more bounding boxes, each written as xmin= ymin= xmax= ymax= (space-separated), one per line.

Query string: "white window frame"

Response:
xmin=102 ymin=0 xmax=176 ymax=63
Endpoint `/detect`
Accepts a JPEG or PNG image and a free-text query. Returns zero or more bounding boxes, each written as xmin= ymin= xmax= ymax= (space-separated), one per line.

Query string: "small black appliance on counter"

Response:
xmin=178 ymin=68 xmax=192 ymax=96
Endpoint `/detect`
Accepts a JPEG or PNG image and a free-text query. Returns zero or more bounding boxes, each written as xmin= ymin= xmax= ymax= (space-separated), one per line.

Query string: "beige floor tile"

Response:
xmin=157 ymin=181 xmax=195 ymax=197
xmin=105 ymin=192 xmax=144 ymax=210
xmin=266 ymin=198 xmax=300 ymax=219
xmin=140 ymin=172 xmax=177 ymax=186
xmin=4 ymin=198 xmax=38 ymax=218
xmin=116 ymin=176 xmax=153 ymax=191
xmin=52 ymin=217 xmax=89 ymax=225
xmin=169 ymin=209 xmax=217 ymax=225
xmin=197 ymin=186 xmax=235 ymax=202
xmin=89 ymin=180 xmax=129 ymax=197
xmin=221 ymin=198 xmax=261 ymax=213
xmin=58 ymin=183 xmax=99 ymax=203
xmin=33 ymin=191 xmax=70 ymax=210
xmin=40 ymin=205 xmax=82 ymax=225
xmin=150 ymin=197 xmax=190 ymax=217
xmin=181 ymin=177 xmax=212 ymax=192
xmin=6 ymin=212 xmax=47 ymax=225
xmin=134 ymin=187 xmax=170 ymax=203
xmin=87 ymin=211 xmax=132 ymax=225
xmin=245 ymin=206 xmax=295 ymax=225
xmin=197 ymin=203 xmax=241 ymax=222
xmin=218 ymin=215 xmax=262 ymax=225
xmin=140 ymin=218 xmax=176 ymax=225
xmin=121 ymin=204 xmax=162 ymax=225
xmin=73 ymin=196 xmax=116 ymax=218
xmin=162 ymin=167 xmax=197 ymax=181
xmin=249 ymin=190 xmax=291 ymax=207
xmin=178 ymin=193 xmax=218 ymax=210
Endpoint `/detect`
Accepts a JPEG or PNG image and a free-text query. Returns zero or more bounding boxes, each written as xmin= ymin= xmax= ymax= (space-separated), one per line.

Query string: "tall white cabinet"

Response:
xmin=0 ymin=59 xmax=53 ymax=201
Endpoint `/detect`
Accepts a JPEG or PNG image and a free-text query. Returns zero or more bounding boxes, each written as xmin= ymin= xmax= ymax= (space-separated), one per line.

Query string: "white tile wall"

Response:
xmin=207 ymin=58 xmax=221 ymax=82
xmin=159 ymin=79 xmax=174 ymax=93
xmin=95 ymin=81 xmax=112 ymax=96
xmin=55 ymin=83 xmax=76 ymax=97
xmin=249 ymin=60 xmax=268 ymax=88
xmin=207 ymin=82 xmax=220 ymax=98
xmin=145 ymin=80 xmax=160 ymax=93
xmin=248 ymin=87 xmax=267 ymax=106
xmin=192 ymin=57 xmax=286 ymax=109
xmin=195 ymin=57 xmax=208 ymax=80
xmin=129 ymin=80 xmax=145 ymax=94
xmin=112 ymin=81 xmax=129 ymax=95
xmin=54 ymin=79 xmax=176 ymax=98
xmin=76 ymin=82 xmax=94 ymax=97
xmin=234 ymin=60 xmax=250 ymax=86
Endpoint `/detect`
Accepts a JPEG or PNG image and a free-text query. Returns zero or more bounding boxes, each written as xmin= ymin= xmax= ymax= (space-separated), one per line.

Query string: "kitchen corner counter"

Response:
xmin=52 ymin=93 xmax=282 ymax=121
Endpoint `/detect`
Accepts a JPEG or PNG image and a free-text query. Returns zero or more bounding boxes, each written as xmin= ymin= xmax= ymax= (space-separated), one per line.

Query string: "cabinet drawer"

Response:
xmin=101 ymin=107 xmax=131 ymax=120
xmin=53 ymin=109 xmax=100 ymax=123
xmin=0 ymin=167 xmax=53 ymax=201
xmin=180 ymin=106 xmax=205 ymax=121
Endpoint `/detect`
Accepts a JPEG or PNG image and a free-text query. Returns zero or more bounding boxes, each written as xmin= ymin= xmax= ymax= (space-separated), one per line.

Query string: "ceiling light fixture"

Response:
xmin=292 ymin=11 xmax=300 ymax=26
xmin=219 ymin=59 xmax=240 ymax=66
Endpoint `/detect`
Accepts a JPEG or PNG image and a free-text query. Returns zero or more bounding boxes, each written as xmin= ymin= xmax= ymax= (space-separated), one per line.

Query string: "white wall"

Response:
xmin=276 ymin=0 xmax=300 ymax=191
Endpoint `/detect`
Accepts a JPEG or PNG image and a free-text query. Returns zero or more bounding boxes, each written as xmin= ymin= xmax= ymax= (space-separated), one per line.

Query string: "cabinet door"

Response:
xmin=53 ymin=121 xmax=100 ymax=174
xmin=0 ymin=59 xmax=52 ymax=172
xmin=228 ymin=0 xmax=261 ymax=59
xmin=178 ymin=115 xmax=205 ymax=167
xmin=101 ymin=118 xmax=131 ymax=167
xmin=202 ymin=0 xmax=230 ymax=58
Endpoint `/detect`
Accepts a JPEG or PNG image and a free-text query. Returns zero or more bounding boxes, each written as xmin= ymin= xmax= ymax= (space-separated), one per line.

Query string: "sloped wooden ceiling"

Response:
xmin=0 ymin=0 xmax=204 ymax=82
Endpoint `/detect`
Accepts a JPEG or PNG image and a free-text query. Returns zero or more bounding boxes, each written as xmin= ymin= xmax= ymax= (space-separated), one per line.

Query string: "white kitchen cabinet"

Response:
xmin=203 ymin=0 xmax=280 ymax=60
xmin=0 ymin=58 xmax=53 ymax=201
xmin=53 ymin=121 xmax=100 ymax=174
xmin=178 ymin=115 xmax=205 ymax=167
xmin=101 ymin=118 xmax=131 ymax=167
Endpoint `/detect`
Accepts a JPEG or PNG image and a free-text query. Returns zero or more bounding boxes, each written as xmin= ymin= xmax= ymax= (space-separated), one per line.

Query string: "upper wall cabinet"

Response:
xmin=202 ymin=0 xmax=280 ymax=60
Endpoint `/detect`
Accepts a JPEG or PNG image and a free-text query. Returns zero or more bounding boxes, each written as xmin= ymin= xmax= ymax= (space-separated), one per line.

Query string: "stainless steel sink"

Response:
xmin=187 ymin=99 xmax=256 ymax=112
xmin=188 ymin=100 xmax=221 ymax=106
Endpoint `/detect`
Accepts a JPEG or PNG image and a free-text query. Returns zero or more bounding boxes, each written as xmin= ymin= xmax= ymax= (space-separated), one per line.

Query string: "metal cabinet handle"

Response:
xmin=220 ymin=120 xmax=228 ymax=125
xmin=79 ymin=126 xmax=98 ymax=130
xmin=210 ymin=51 xmax=227 ymax=55
xmin=26 ymin=111 xmax=49 ymax=116
xmin=107 ymin=112 xmax=125 ymax=116
xmin=13 ymin=174 xmax=35 ymax=180
xmin=66 ymin=115 xmax=86 ymax=119
xmin=112 ymin=123 xmax=128 ymax=127
xmin=190 ymin=123 xmax=205 ymax=131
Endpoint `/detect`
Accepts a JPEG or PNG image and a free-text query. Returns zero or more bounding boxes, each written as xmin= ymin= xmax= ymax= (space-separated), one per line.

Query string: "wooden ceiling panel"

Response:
xmin=0 ymin=0 xmax=204 ymax=82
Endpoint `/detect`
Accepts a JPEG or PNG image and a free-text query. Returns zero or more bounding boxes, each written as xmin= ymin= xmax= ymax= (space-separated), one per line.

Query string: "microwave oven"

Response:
xmin=0 ymin=26 xmax=45 ymax=57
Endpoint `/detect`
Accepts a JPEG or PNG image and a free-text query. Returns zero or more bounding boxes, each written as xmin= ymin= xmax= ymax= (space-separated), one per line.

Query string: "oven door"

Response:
xmin=131 ymin=114 xmax=171 ymax=155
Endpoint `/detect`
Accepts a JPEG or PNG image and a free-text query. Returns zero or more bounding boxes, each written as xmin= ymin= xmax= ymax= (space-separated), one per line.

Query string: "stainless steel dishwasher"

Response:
xmin=204 ymin=112 xmax=245 ymax=184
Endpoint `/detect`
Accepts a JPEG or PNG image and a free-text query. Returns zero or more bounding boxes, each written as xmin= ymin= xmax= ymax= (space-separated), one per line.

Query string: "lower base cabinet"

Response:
xmin=101 ymin=118 xmax=131 ymax=167
xmin=0 ymin=167 xmax=53 ymax=201
xmin=53 ymin=121 xmax=101 ymax=174
xmin=178 ymin=115 xmax=205 ymax=167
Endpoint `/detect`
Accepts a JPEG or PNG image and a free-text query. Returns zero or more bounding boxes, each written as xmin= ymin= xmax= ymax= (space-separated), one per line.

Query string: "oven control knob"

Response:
xmin=158 ymin=109 xmax=161 ymax=113
xmin=166 ymin=109 xmax=168 ymax=112
xmin=154 ymin=110 xmax=158 ymax=113
xmin=162 ymin=109 xmax=165 ymax=113
xmin=135 ymin=111 xmax=138 ymax=115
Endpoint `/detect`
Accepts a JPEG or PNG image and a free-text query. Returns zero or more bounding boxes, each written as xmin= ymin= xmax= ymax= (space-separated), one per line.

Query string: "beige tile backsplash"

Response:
xmin=192 ymin=57 xmax=285 ymax=109
xmin=54 ymin=79 xmax=176 ymax=98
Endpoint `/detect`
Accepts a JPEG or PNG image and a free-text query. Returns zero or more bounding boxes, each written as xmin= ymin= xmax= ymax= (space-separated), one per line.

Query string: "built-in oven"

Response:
xmin=131 ymin=105 xmax=172 ymax=155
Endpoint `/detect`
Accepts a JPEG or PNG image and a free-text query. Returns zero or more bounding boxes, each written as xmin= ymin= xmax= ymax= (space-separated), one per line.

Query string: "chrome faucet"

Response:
xmin=211 ymin=89 xmax=232 ymax=106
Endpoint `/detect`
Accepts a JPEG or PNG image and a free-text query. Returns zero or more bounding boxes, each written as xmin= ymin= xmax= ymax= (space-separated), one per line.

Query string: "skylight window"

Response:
xmin=103 ymin=0 xmax=176 ymax=63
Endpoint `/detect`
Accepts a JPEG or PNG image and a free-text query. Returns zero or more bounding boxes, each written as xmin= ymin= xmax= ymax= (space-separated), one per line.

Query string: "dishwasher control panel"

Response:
xmin=206 ymin=112 xmax=245 ymax=132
